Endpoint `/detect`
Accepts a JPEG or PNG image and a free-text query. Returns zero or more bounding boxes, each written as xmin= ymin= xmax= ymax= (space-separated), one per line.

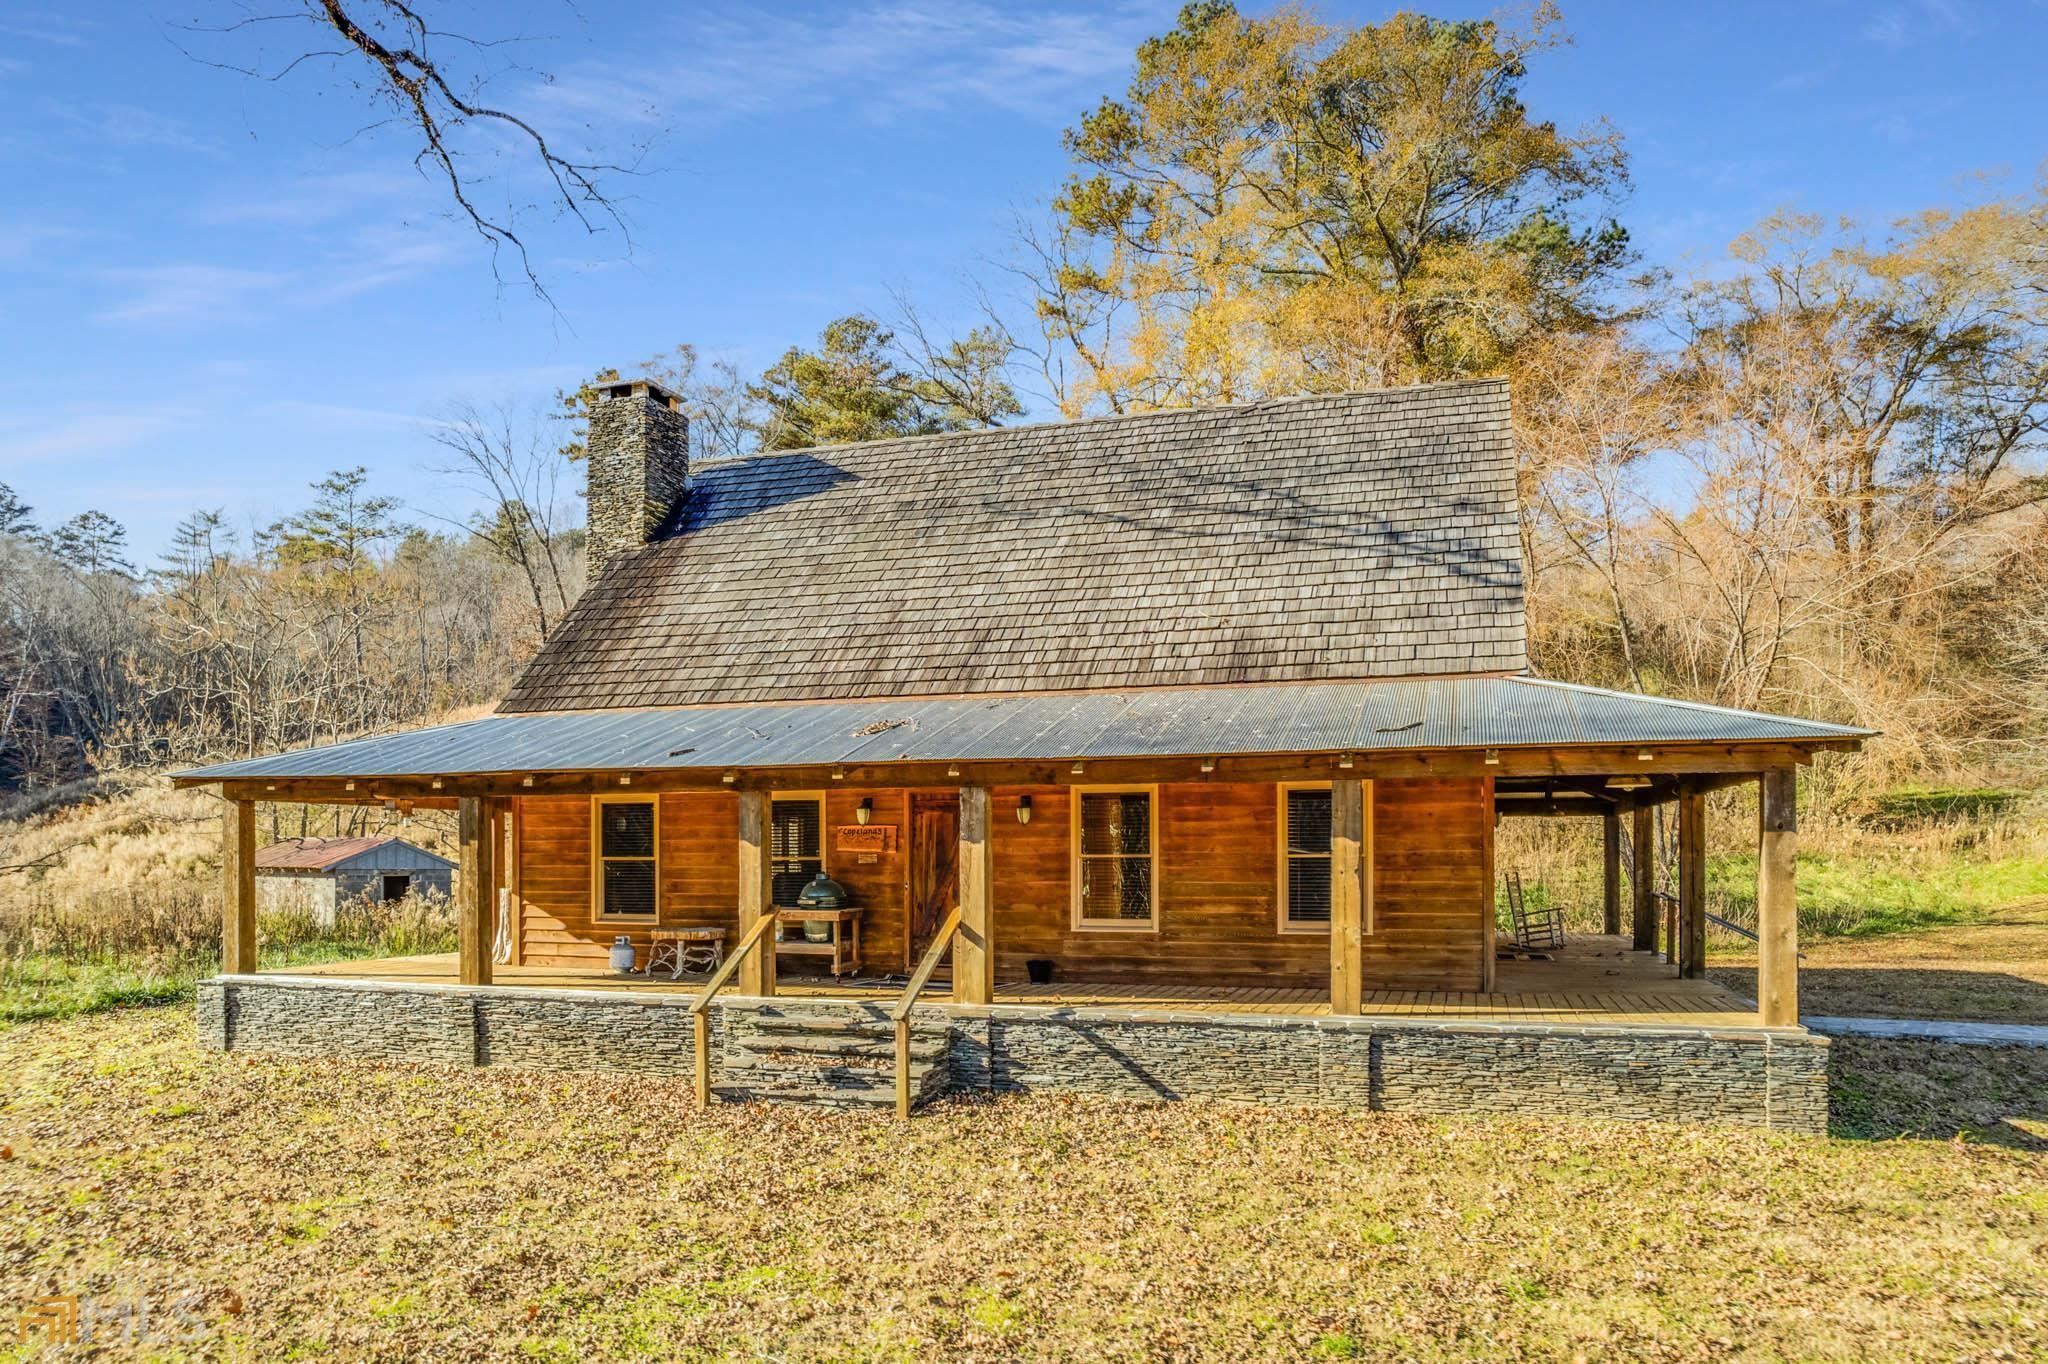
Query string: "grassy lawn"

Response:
xmin=2 ymin=1009 xmax=2044 ymax=1362
xmin=1712 ymin=894 xmax=2048 ymax=1026
xmin=0 ymin=938 xmax=458 ymax=1025
xmin=1711 ymin=850 xmax=2048 ymax=938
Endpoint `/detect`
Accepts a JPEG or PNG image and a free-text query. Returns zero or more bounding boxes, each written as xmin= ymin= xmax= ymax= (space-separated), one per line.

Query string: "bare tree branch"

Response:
xmin=177 ymin=0 xmax=644 ymax=305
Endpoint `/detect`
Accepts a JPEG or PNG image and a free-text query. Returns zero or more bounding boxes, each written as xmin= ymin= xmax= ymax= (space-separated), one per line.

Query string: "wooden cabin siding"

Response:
xmin=1366 ymin=776 xmax=1489 ymax=992
xmin=517 ymin=792 xmax=742 ymax=966
xmin=991 ymin=783 xmax=1324 ymax=987
xmin=822 ymin=788 xmax=910 ymax=973
xmin=515 ymin=789 xmax=912 ymax=971
xmin=511 ymin=777 xmax=1490 ymax=991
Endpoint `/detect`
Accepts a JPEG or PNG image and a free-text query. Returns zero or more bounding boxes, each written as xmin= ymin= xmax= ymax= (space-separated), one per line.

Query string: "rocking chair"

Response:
xmin=1504 ymin=871 xmax=1566 ymax=953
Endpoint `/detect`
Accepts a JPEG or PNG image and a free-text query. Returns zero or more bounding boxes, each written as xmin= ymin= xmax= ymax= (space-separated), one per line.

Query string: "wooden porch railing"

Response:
xmin=1656 ymin=889 xmax=1680 ymax=972
xmin=888 ymin=904 xmax=963 ymax=1120
xmin=686 ymin=912 xmax=781 ymax=1107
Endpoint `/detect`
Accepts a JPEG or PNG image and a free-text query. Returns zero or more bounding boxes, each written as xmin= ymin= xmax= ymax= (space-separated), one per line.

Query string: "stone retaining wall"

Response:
xmin=943 ymin=1006 xmax=1829 ymax=1133
xmin=197 ymin=976 xmax=1829 ymax=1133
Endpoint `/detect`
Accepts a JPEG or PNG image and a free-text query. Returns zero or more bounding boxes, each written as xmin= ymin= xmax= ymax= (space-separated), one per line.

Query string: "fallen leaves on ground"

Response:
xmin=0 ymin=1009 xmax=2043 ymax=1361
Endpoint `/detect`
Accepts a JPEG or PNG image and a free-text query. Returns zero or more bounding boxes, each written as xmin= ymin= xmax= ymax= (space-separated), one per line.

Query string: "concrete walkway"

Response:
xmin=1804 ymin=1015 xmax=2048 ymax=1047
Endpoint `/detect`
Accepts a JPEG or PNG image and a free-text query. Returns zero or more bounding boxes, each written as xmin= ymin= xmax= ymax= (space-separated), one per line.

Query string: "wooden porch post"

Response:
xmin=1677 ymin=784 xmax=1706 ymax=979
xmin=1757 ymin=768 xmax=1800 ymax=1026
xmin=1478 ymin=775 xmax=1495 ymax=993
xmin=953 ymin=785 xmax=993 ymax=1005
xmin=457 ymin=796 xmax=495 ymax=986
xmin=221 ymin=797 xmax=257 ymax=974
xmin=737 ymin=790 xmax=777 ymax=996
xmin=1601 ymin=807 xmax=1622 ymax=937
xmin=1630 ymin=799 xmax=1656 ymax=952
xmin=1330 ymin=777 xmax=1366 ymax=1014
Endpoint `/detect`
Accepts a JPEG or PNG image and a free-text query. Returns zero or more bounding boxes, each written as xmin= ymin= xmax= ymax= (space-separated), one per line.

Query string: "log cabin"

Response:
xmin=177 ymin=377 xmax=1869 ymax=1130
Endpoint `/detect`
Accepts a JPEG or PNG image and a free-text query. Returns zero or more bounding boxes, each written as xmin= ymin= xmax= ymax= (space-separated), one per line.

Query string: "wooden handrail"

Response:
xmin=890 ymin=904 xmax=964 ymax=1119
xmin=688 ymin=913 xmax=782 ymax=1107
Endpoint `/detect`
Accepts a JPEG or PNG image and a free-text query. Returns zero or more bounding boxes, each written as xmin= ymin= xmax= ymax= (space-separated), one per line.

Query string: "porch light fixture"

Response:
xmin=721 ymin=770 xmax=737 ymax=784
xmin=1484 ymin=749 xmax=1500 ymax=766
xmin=1637 ymin=749 xmax=1656 ymax=762
xmin=618 ymin=774 xmax=632 ymax=786
xmin=856 ymin=797 xmax=873 ymax=825
xmin=265 ymin=783 xmax=277 ymax=792
xmin=430 ymin=778 xmax=443 ymax=790
xmin=1337 ymin=752 xmax=1355 ymax=769
xmin=832 ymin=766 xmax=846 ymax=780
xmin=1070 ymin=760 xmax=1086 ymax=775
xmin=521 ymin=775 xmax=535 ymax=788
xmin=1200 ymin=757 xmax=1217 ymax=773
xmin=947 ymin=764 xmax=961 ymax=777
xmin=1016 ymin=795 xmax=1033 ymax=825
xmin=345 ymin=780 xmax=356 ymax=792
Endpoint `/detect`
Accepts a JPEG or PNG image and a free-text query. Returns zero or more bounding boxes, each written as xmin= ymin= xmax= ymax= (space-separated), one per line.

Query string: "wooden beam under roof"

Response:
xmin=201 ymin=739 xmax=1843 ymax=804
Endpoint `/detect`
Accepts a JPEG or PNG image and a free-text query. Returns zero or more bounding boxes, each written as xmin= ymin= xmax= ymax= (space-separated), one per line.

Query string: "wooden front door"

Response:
xmin=909 ymin=793 xmax=960 ymax=969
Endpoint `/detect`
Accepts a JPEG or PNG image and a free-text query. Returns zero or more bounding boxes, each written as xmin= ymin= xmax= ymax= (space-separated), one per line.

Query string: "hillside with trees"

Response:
xmin=7 ymin=5 xmax=2040 ymax=803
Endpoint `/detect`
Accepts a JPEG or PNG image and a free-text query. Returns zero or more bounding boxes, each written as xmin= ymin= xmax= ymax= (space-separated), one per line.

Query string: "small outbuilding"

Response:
xmin=254 ymin=835 xmax=454 ymax=925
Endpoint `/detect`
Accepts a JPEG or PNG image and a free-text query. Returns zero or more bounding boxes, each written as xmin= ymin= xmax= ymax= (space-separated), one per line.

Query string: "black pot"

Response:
xmin=1026 ymin=959 xmax=1056 ymax=985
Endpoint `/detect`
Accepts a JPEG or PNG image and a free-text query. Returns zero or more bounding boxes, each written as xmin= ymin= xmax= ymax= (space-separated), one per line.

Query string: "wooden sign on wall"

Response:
xmin=834 ymin=824 xmax=897 ymax=854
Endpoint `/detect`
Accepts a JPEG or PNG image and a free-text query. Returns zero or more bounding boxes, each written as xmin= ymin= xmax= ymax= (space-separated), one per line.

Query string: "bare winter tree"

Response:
xmin=179 ymin=1 xmax=644 ymax=300
xmin=430 ymin=401 xmax=584 ymax=641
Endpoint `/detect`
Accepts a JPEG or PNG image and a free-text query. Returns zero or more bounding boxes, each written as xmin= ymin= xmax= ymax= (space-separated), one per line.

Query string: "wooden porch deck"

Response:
xmin=272 ymin=934 xmax=1766 ymax=1030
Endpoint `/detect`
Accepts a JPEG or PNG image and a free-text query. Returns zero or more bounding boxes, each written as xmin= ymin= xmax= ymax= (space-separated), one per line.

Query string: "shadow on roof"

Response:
xmin=663 ymin=453 xmax=861 ymax=536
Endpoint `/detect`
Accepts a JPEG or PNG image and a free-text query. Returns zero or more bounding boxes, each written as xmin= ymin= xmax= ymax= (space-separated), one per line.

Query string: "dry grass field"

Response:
xmin=1 ymin=1008 xmax=2044 ymax=1362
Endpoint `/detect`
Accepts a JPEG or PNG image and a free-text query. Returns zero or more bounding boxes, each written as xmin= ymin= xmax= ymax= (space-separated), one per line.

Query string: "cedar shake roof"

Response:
xmin=500 ymin=380 xmax=1524 ymax=713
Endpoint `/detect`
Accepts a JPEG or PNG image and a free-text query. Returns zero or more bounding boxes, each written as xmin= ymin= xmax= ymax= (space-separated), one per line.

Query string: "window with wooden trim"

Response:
xmin=769 ymin=793 xmax=825 ymax=907
xmin=593 ymin=796 xmax=658 ymax=921
xmin=1072 ymin=787 xmax=1157 ymax=930
xmin=1279 ymin=783 xmax=1333 ymax=931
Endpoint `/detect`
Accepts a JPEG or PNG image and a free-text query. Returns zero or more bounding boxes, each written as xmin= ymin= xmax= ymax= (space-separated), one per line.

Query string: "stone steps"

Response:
xmin=712 ymin=1008 xmax=953 ymax=1111
xmin=733 ymin=1032 xmax=948 ymax=1063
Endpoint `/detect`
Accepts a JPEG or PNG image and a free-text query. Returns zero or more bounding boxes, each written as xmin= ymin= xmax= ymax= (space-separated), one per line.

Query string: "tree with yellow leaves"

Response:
xmin=1025 ymin=1 xmax=1629 ymax=413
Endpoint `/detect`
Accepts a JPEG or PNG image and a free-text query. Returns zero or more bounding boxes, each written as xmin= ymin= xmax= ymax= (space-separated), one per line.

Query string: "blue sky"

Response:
xmin=3 ymin=0 xmax=2043 ymax=557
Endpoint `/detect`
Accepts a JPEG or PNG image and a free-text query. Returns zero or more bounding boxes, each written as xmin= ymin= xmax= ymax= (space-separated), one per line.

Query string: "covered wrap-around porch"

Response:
xmin=182 ymin=677 xmax=1866 ymax=1131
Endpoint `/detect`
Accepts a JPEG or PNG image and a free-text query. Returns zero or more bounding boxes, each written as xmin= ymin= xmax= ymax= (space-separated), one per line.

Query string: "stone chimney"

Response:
xmin=584 ymin=378 xmax=688 ymax=579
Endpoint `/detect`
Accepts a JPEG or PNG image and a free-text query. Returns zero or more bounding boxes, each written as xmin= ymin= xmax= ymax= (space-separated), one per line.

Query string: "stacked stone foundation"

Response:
xmin=198 ymin=976 xmax=1829 ymax=1134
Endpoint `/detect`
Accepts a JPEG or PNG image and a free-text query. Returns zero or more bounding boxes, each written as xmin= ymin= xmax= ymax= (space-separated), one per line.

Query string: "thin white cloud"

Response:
xmin=538 ymin=0 xmax=1162 ymax=130
xmin=261 ymin=399 xmax=441 ymax=434
xmin=198 ymin=168 xmax=427 ymax=228
xmin=0 ymin=406 xmax=190 ymax=465
xmin=41 ymin=99 xmax=222 ymax=154
xmin=92 ymin=264 xmax=293 ymax=325
xmin=1862 ymin=8 xmax=1909 ymax=47
xmin=1863 ymin=0 xmax=1979 ymax=48
xmin=91 ymin=226 xmax=458 ymax=327
xmin=0 ymin=220 xmax=74 ymax=263
xmin=0 ymin=14 xmax=92 ymax=48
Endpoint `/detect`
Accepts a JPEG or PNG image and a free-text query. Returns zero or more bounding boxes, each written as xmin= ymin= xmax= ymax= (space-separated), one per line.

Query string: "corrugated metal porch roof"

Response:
xmin=173 ymin=677 xmax=1871 ymax=785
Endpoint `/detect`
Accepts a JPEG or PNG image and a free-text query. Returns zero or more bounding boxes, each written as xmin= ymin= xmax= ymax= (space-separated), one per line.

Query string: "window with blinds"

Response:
xmin=1073 ymin=788 xmax=1156 ymax=928
xmin=770 ymin=795 xmax=825 ymax=906
xmin=594 ymin=797 xmax=657 ymax=920
xmin=1281 ymin=785 xmax=1333 ymax=929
